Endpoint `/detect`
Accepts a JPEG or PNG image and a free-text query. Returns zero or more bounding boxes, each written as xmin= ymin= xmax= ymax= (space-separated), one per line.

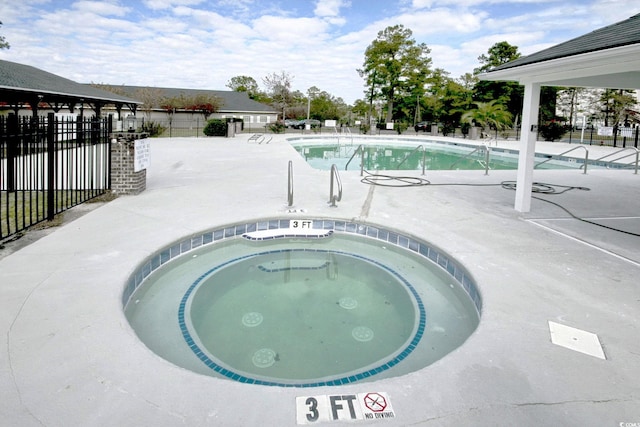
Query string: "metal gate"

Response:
xmin=1 ymin=113 xmax=111 ymax=240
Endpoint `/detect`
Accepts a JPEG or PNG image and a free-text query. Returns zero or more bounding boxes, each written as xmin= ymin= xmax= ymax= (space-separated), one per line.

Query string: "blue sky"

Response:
xmin=1 ymin=0 xmax=639 ymax=103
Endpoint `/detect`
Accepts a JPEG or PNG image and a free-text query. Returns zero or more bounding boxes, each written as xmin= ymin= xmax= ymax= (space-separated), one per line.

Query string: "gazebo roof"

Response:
xmin=479 ymin=13 xmax=640 ymax=89
xmin=0 ymin=59 xmax=140 ymax=109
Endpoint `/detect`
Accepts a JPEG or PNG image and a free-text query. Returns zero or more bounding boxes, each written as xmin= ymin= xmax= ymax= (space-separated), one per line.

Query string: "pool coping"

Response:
xmin=123 ymin=218 xmax=482 ymax=315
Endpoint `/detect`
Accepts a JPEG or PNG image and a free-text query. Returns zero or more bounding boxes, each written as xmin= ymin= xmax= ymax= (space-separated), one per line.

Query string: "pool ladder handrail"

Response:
xmin=332 ymin=126 xmax=340 ymax=142
xmin=329 ymin=164 xmax=342 ymax=207
xmin=449 ymin=145 xmax=491 ymax=175
xmin=396 ymin=145 xmax=426 ymax=175
xmin=342 ymin=126 xmax=353 ymax=145
xmin=345 ymin=144 xmax=365 ymax=175
xmin=535 ymin=146 xmax=588 ymax=174
xmin=287 ymin=160 xmax=294 ymax=207
xmin=583 ymin=147 xmax=639 ymax=174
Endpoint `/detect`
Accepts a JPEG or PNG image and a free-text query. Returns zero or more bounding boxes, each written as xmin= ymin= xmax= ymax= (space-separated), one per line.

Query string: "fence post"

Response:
xmin=6 ymin=114 xmax=18 ymax=192
xmin=107 ymin=116 xmax=113 ymax=190
xmin=47 ymin=113 xmax=56 ymax=220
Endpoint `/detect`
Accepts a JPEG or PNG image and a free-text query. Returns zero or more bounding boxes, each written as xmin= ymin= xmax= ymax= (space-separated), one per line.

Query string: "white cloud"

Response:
xmin=71 ymin=1 xmax=131 ymax=16
xmin=1 ymin=0 xmax=639 ymax=104
xmin=142 ymin=0 xmax=205 ymax=10
xmin=314 ymin=0 xmax=349 ymax=17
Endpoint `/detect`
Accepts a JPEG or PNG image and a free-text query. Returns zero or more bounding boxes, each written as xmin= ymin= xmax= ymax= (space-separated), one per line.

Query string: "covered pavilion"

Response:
xmin=479 ymin=12 xmax=640 ymax=212
xmin=0 ymin=59 xmax=140 ymax=118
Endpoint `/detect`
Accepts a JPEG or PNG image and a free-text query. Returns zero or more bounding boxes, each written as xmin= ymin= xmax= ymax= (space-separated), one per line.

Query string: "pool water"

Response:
xmin=291 ymin=142 xmax=578 ymax=171
xmin=188 ymin=249 xmax=420 ymax=381
xmin=125 ymin=223 xmax=480 ymax=387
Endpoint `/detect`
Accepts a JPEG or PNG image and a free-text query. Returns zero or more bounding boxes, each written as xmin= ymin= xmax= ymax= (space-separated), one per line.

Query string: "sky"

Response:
xmin=1 ymin=0 xmax=639 ymax=104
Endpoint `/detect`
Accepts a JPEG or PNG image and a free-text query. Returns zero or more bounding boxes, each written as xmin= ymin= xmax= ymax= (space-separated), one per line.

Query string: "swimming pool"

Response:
xmin=124 ymin=219 xmax=481 ymax=387
xmin=288 ymin=136 xmax=583 ymax=171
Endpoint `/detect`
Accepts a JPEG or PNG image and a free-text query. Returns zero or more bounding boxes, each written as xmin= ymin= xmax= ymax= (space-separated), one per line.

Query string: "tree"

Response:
xmin=473 ymin=41 xmax=523 ymax=119
xmin=599 ymin=89 xmax=637 ymax=126
xmin=226 ymin=76 xmax=260 ymax=99
xmin=262 ymin=71 xmax=294 ymax=120
xmin=359 ymin=25 xmax=432 ymax=123
xmin=0 ymin=22 xmax=9 ymax=50
xmin=461 ymin=100 xmax=513 ymax=136
xmin=184 ymin=93 xmax=222 ymax=120
xmin=134 ymin=87 xmax=165 ymax=121
xmin=90 ymin=83 xmax=128 ymax=96
xmin=309 ymin=90 xmax=346 ymax=122
xmin=474 ymin=41 xmax=520 ymax=74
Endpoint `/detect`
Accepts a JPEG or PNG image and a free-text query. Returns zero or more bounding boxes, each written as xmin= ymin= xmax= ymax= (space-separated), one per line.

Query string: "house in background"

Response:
xmin=103 ymin=85 xmax=279 ymax=132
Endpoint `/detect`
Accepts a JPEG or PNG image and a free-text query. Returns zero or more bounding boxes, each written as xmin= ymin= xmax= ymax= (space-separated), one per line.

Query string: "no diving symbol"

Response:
xmin=364 ymin=392 xmax=387 ymax=412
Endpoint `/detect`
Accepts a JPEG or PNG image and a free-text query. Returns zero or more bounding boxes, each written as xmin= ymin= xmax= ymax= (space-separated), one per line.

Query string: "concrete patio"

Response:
xmin=1 ymin=133 xmax=638 ymax=426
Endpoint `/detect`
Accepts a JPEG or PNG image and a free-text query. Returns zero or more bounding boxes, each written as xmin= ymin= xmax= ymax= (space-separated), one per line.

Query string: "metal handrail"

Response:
xmin=287 ymin=160 xmax=293 ymax=207
xmin=342 ymin=126 xmax=353 ymax=144
xmin=328 ymin=164 xmax=342 ymax=207
xmin=397 ymin=144 xmax=426 ymax=175
xmin=345 ymin=144 xmax=364 ymax=172
xmin=535 ymin=146 xmax=589 ymax=174
xmin=587 ymin=147 xmax=639 ymax=174
xmin=450 ymin=145 xmax=491 ymax=175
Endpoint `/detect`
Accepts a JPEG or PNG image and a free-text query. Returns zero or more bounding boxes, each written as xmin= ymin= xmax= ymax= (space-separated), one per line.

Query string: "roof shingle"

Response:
xmin=0 ymin=59 xmax=139 ymax=104
xmin=490 ymin=13 xmax=640 ymax=72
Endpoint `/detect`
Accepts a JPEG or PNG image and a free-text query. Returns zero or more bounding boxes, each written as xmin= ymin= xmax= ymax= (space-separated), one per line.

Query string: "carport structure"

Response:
xmin=479 ymin=13 xmax=640 ymax=212
xmin=0 ymin=59 xmax=139 ymax=117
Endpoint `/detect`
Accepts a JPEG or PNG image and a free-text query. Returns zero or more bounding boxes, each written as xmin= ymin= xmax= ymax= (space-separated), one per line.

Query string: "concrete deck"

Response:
xmin=1 ymin=134 xmax=639 ymax=426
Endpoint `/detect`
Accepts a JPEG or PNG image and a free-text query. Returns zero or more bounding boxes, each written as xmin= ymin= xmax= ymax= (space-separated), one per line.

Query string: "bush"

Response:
xmin=203 ymin=119 xmax=227 ymax=136
xmin=395 ymin=122 xmax=409 ymax=134
xmin=269 ymin=122 xmax=286 ymax=133
xmin=141 ymin=121 xmax=166 ymax=137
xmin=460 ymin=122 xmax=471 ymax=138
xmin=442 ymin=122 xmax=456 ymax=136
xmin=539 ymin=121 xmax=568 ymax=141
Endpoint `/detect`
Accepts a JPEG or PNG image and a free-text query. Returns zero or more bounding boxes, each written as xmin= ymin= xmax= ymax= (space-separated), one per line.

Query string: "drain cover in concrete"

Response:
xmin=548 ymin=321 xmax=606 ymax=359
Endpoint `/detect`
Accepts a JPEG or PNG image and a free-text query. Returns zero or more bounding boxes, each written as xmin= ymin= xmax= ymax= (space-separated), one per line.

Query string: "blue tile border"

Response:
xmin=123 ymin=218 xmax=483 ymax=384
xmin=177 ymin=247 xmax=427 ymax=387
xmin=123 ymin=218 xmax=482 ymax=314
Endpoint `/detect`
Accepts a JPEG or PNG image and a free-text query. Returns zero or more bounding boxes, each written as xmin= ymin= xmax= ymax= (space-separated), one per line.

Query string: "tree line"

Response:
xmin=228 ymin=25 xmax=637 ymax=138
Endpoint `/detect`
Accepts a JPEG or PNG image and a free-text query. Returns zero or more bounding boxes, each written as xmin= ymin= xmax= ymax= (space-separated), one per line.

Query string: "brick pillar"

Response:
xmin=110 ymin=134 xmax=147 ymax=195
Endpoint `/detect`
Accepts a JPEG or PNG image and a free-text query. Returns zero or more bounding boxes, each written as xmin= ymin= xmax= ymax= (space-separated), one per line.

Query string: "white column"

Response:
xmin=515 ymin=82 xmax=541 ymax=212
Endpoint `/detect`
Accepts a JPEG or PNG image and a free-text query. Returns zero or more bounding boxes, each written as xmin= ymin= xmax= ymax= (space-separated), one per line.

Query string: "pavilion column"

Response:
xmin=515 ymin=82 xmax=541 ymax=212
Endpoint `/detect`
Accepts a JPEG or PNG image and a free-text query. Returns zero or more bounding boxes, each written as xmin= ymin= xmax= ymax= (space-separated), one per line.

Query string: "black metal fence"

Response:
xmin=1 ymin=113 xmax=111 ymax=241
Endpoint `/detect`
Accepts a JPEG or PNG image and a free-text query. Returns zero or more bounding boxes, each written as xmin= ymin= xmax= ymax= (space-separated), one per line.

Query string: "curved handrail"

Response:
xmin=397 ymin=144 xmax=426 ymax=175
xmin=535 ymin=145 xmax=589 ymax=174
xmin=588 ymin=147 xmax=639 ymax=174
xmin=450 ymin=145 xmax=488 ymax=169
xmin=287 ymin=160 xmax=293 ymax=207
xmin=345 ymin=144 xmax=364 ymax=171
xmin=328 ymin=164 xmax=342 ymax=207
xmin=342 ymin=126 xmax=353 ymax=144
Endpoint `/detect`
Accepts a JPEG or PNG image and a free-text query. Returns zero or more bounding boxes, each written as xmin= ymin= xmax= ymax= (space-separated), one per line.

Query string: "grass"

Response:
xmin=1 ymin=189 xmax=113 ymax=240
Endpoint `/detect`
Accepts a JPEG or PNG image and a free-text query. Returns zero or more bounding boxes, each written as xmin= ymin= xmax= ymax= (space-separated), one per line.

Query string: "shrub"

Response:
xmin=539 ymin=121 xmax=568 ymax=141
xmin=442 ymin=122 xmax=456 ymax=136
xmin=395 ymin=122 xmax=409 ymax=135
xmin=269 ymin=122 xmax=286 ymax=133
xmin=460 ymin=122 xmax=471 ymax=138
xmin=203 ymin=119 xmax=227 ymax=136
xmin=141 ymin=121 xmax=166 ymax=137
